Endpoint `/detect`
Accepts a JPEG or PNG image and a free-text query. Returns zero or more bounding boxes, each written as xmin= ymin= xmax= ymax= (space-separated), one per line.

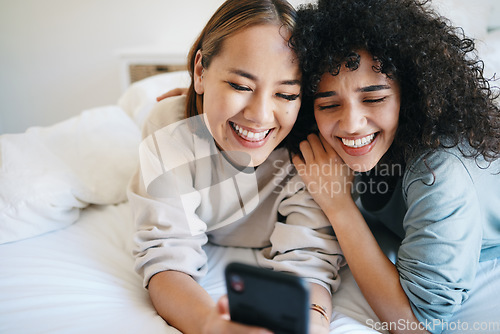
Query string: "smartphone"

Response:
xmin=225 ymin=262 xmax=310 ymax=334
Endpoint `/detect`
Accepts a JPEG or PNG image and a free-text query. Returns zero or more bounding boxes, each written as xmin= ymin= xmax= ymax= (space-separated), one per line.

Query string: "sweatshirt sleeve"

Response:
xmin=256 ymin=174 xmax=346 ymax=294
xmin=128 ymin=123 xmax=209 ymax=288
xmin=399 ymin=151 xmax=482 ymax=332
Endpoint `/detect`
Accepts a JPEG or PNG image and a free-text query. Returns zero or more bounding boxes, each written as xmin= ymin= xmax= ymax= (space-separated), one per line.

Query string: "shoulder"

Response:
xmin=139 ymin=109 xmax=210 ymax=181
xmin=142 ymin=95 xmax=186 ymax=138
xmin=401 ymin=148 xmax=483 ymax=226
xmin=403 ymin=148 xmax=472 ymax=192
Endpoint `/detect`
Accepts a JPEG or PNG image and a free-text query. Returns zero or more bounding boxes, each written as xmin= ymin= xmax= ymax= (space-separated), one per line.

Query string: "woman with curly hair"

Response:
xmin=290 ymin=0 xmax=500 ymax=332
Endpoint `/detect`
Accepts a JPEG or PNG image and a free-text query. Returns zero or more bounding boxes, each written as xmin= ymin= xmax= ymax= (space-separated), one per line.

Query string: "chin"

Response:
xmin=227 ymin=150 xmax=269 ymax=168
xmin=248 ymin=154 xmax=268 ymax=167
xmin=345 ymin=158 xmax=378 ymax=173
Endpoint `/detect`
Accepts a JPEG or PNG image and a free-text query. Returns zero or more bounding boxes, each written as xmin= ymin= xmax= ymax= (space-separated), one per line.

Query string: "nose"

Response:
xmin=338 ymin=105 xmax=367 ymax=134
xmin=243 ymin=93 xmax=274 ymax=125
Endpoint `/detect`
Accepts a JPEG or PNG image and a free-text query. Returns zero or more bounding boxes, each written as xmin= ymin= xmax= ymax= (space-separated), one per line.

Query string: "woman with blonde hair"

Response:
xmin=128 ymin=1 xmax=345 ymax=333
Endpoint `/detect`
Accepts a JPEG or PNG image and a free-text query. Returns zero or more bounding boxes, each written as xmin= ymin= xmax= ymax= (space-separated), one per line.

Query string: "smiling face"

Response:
xmin=193 ymin=24 xmax=301 ymax=167
xmin=314 ymin=50 xmax=401 ymax=172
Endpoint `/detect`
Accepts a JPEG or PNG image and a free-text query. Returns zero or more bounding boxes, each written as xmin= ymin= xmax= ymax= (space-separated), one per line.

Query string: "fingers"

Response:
xmin=291 ymin=153 xmax=303 ymax=166
xmin=292 ymin=154 xmax=307 ymax=178
xmin=209 ymin=318 xmax=273 ymax=334
xmin=156 ymin=87 xmax=189 ymax=102
xmin=318 ymin=133 xmax=337 ymax=156
xmin=293 ymin=133 xmax=346 ymax=174
xmin=224 ymin=322 xmax=274 ymax=334
xmin=299 ymin=139 xmax=314 ymax=163
xmin=306 ymin=133 xmax=323 ymax=149
xmin=156 ymin=92 xmax=169 ymax=102
xmin=216 ymin=295 xmax=230 ymax=320
xmin=213 ymin=296 xmax=273 ymax=334
xmin=297 ymin=134 xmax=327 ymax=164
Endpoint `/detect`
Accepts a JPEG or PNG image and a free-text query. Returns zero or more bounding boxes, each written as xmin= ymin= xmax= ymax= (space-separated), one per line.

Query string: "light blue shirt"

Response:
xmin=357 ymin=146 xmax=500 ymax=332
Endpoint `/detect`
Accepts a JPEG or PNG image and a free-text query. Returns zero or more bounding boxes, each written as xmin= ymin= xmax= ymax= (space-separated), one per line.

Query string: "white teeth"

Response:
xmin=232 ymin=123 xmax=270 ymax=141
xmin=342 ymin=133 xmax=376 ymax=148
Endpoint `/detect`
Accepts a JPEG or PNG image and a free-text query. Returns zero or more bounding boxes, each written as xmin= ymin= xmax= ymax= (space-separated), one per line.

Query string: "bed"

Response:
xmin=1 ymin=1 xmax=499 ymax=332
xmin=0 ymin=68 xmax=386 ymax=334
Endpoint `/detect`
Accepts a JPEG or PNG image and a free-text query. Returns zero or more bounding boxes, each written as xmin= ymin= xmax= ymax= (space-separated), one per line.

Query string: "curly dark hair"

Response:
xmin=287 ymin=0 xmax=500 ymax=167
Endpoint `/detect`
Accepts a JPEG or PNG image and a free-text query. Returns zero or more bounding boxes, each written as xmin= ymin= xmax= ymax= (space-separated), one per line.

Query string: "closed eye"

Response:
xmin=317 ymin=104 xmax=340 ymax=111
xmin=364 ymin=97 xmax=387 ymax=103
xmin=228 ymin=82 xmax=251 ymax=92
xmin=276 ymin=93 xmax=300 ymax=101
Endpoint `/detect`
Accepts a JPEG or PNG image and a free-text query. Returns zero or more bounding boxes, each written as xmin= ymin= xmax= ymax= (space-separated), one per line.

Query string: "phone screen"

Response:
xmin=225 ymin=262 xmax=310 ymax=334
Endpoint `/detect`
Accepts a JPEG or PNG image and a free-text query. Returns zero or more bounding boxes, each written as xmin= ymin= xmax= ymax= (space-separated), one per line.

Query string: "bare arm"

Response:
xmin=293 ymin=134 xmax=428 ymax=334
xmin=321 ymin=201 xmax=426 ymax=334
xmin=309 ymin=283 xmax=333 ymax=334
xmin=148 ymin=270 xmax=273 ymax=334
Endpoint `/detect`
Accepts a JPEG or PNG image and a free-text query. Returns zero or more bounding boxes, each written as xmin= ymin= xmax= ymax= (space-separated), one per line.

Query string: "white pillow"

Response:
xmin=118 ymin=71 xmax=190 ymax=129
xmin=0 ymin=71 xmax=190 ymax=245
xmin=0 ymin=106 xmax=141 ymax=244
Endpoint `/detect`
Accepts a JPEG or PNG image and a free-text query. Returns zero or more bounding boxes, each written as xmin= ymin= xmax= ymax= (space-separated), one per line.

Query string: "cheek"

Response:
xmin=204 ymin=91 xmax=238 ymax=120
xmin=279 ymin=103 xmax=301 ymax=130
xmin=384 ymin=107 xmax=400 ymax=135
xmin=315 ymin=113 xmax=335 ymax=138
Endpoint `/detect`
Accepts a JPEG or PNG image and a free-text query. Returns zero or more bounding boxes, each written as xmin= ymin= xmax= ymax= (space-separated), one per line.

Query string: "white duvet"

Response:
xmin=0 ymin=106 xmax=141 ymax=244
xmin=0 ymin=200 xmax=382 ymax=334
xmin=0 ymin=203 xmax=175 ymax=334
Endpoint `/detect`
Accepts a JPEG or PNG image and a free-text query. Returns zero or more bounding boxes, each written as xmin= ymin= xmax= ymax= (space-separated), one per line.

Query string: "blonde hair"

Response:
xmin=184 ymin=0 xmax=297 ymax=118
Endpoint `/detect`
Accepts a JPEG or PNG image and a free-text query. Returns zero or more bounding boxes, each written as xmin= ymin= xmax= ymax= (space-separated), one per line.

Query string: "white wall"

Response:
xmin=0 ymin=0 xmax=226 ymax=134
xmin=1 ymin=0 xmax=499 ymax=134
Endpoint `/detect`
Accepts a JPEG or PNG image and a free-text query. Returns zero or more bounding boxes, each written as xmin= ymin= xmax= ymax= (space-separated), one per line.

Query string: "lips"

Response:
xmin=339 ymin=132 xmax=378 ymax=156
xmin=341 ymin=133 xmax=376 ymax=148
xmin=230 ymin=122 xmax=272 ymax=142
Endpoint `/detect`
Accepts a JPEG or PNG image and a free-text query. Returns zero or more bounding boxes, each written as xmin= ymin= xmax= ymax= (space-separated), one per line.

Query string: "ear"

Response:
xmin=193 ymin=50 xmax=205 ymax=95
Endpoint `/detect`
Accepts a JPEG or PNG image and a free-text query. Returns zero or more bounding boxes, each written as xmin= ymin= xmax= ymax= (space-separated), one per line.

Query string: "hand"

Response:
xmin=156 ymin=87 xmax=189 ymax=102
xmin=202 ymin=295 xmax=274 ymax=334
xmin=292 ymin=133 xmax=355 ymax=209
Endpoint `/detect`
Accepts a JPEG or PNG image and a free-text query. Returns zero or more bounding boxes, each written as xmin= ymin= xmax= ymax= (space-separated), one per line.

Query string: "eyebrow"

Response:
xmin=357 ymin=84 xmax=391 ymax=92
xmin=229 ymin=68 xmax=301 ymax=86
xmin=314 ymin=84 xmax=391 ymax=100
xmin=314 ymin=91 xmax=336 ymax=100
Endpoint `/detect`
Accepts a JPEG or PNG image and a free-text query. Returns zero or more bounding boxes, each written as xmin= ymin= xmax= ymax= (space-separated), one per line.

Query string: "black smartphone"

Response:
xmin=225 ymin=262 xmax=310 ymax=334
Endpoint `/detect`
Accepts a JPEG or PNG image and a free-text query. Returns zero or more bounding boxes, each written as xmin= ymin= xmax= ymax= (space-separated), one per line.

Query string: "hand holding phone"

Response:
xmin=225 ymin=262 xmax=310 ymax=334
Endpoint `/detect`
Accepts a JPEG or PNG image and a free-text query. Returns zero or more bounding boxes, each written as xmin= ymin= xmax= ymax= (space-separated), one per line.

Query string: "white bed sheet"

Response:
xmin=0 ymin=203 xmax=174 ymax=334
xmin=0 ymin=202 xmax=384 ymax=334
